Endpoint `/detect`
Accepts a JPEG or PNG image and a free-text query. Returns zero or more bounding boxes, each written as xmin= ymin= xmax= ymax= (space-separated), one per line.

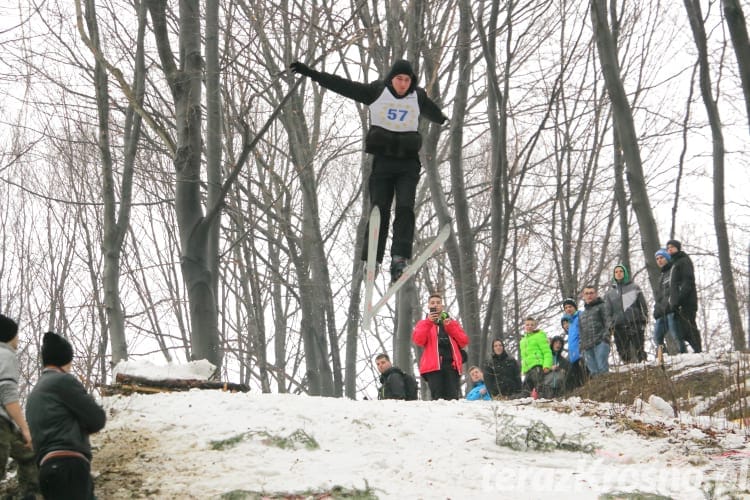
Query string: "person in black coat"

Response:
xmin=375 ymin=353 xmax=408 ymax=400
xmin=666 ymin=240 xmax=702 ymax=353
xmin=289 ymin=59 xmax=448 ymax=282
xmin=483 ymin=339 xmax=522 ymax=398
xmin=26 ymin=332 xmax=106 ymax=500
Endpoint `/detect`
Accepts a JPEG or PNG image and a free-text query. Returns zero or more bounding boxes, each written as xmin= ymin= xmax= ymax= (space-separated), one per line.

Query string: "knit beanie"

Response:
xmin=655 ymin=248 xmax=671 ymax=261
xmin=562 ymin=298 xmax=577 ymax=310
xmin=666 ymin=239 xmax=682 ymax=251
xmin=0 ymin=315 xmax=18 ymax=343
xmin=41 ymin=331 xmax=74 ymax=367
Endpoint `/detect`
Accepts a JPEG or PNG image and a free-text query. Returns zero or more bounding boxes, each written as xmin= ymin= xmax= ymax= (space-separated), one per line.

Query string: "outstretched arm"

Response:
xmin=290 ymin=62 xmax=380 ymax=105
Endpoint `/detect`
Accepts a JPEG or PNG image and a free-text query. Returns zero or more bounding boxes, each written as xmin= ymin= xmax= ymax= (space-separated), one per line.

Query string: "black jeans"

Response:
xmin=361 ymin=156 xmax=421 ymax=262
xmin=613 ymin=324 xmax=647 ymax=363
xmin=423 ymin=364 xmax=460 ymax=400
xmin=675 ymin=307 xmax=702 ymax=353
xmin=39 ymin=457 xmax=94 ymax=500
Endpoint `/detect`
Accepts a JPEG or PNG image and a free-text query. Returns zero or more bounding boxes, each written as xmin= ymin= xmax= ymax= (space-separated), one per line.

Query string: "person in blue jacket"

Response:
xmin=466 ymin=366 xmax=491 ymax=401
xmin=561 ymin=298 xmax=587 ymax=390
xmin=289 ymin=59 xmax=449 ymax=282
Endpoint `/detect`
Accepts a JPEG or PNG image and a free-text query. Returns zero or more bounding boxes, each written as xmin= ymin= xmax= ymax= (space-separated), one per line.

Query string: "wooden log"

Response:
xmin=98 ymin=373 xmax=250 ymax=396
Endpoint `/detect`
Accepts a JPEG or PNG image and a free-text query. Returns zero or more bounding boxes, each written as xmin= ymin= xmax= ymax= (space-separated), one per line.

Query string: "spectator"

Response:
xmin=578 ymin=286 xmax=611 ymax=376
xmin=544 ymin=336 xmax=570 ymax=397
xmin=465 ymin=366 xmax=491 ymax=401
xmin=375 ymin=353 xmax=410 ymax=400
xmin=604 ymin=264 xmax=648 ymax=363
xmin=413 ymin=293 xmax=469 ymax=400
xmin=289 ymin=59 xmax=448 ymax=282
xmin=652 ymin=249 xmax=686 ymax=355
xmin=26 ymin=331 xmax=106 ymax=500
xmin=519 ymin=317 xmax=553 ymax=396
xmin=666 ymin=240 xmax=702 ymax=353
xmin=483 ymin=339 xmax=522 ymax=399
xmin=561 ymin=298 xmax=587 ymax=390
xmin=0 ymin=315 xmax=39 ymax=499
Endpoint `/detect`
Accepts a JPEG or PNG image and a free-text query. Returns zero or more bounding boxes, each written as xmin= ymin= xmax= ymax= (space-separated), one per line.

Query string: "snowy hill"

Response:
xmin=92 ymin=355 xmax=750 ymax=499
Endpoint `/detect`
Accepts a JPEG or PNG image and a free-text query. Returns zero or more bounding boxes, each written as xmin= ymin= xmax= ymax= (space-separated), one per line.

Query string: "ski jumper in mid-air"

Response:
xmin=290 ymin=59 xmax=449 ymax=283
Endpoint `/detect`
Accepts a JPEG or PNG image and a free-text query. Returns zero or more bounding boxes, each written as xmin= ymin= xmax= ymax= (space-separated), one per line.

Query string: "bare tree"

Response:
xmin=722 ymin=0 xmax=750 ymax=133
xmin=590 ymin=0 xmax=661 ymax=292
xmin=683 ymin=0 xmax=746 ymax=350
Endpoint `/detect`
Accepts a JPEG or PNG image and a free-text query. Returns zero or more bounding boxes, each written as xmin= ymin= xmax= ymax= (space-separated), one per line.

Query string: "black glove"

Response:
xmin=290 ymin=61 xmax=312 ymax=77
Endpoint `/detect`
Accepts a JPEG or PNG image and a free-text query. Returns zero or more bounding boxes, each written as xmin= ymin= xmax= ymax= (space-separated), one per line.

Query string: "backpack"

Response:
xmin=402 ymin=372 xmax=419 ymax=400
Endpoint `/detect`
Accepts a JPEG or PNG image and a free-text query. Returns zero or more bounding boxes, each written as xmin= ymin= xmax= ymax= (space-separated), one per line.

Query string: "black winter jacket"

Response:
xmin=483 ymin=352 xmax=522 ymax=397
xmin=578 ymin=298 xmax=610 ymax=351
xmin=654 ymin=262 xmax=673 ymax=319
xmin=26 ymin=368 xmax=106 ymax=464
xmin=669 ymin=251 xmax=698 ymax=312
xmin=304 ymin=63 xmax=447 ymax=159
xmin=378 ymin=367 xmax=407 ymax=400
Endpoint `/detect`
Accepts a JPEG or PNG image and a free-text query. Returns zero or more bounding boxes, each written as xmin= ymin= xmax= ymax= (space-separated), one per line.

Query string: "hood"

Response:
xmin=613 ymin=263 xmax=630 ymax=284
xmin=561 ymin=313 xmax=573 ymax=327
xmin=386 ymin=59 xmax=418 ymax=93
xmin=550 ymin=335 xmax=564 ymax=353
xmin=584 ymin=297 xmax=604 ymax=309
xmin=379 ymin=366 xmax=402 ymax=383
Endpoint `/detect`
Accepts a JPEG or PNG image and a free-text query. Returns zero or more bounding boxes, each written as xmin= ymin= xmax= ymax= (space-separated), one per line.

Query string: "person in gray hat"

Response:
xmin=26 ymin=331 xmax=106 ymax=500
xmin=0 ymin=314 xmax=39 ymax=499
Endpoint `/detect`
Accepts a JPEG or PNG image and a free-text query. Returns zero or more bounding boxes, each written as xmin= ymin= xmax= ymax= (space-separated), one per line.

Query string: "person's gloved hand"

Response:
xmin=290 ymin=61 xmax=312 ymax=77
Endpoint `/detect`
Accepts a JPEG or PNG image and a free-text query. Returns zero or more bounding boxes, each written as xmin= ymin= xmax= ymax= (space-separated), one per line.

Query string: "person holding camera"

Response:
xmin=412 ymin=293 xmax=469 ymax=400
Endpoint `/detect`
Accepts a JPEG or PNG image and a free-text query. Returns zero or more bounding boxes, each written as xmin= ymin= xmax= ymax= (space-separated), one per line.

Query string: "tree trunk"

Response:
xmin=147 ymin=0 xmax=222 ymax=370
xmin=590 ymin=0 xmax=661 ymax=293
xmin=80 ymin=0 xmax=146 ymax=366
xmin=722 ymin=0 xmax=750 ymax=133
xmin=684 ymin=0 xmax=747 ymax=350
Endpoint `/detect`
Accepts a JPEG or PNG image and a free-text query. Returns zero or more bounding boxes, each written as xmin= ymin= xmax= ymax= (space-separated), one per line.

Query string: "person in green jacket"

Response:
xmin=519 ymin=317 xmax=553 ymax=397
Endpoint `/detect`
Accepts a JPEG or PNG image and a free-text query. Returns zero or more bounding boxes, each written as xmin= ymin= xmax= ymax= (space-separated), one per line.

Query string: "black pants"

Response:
xmin=613 ymin=324 xmax=647 ymax=363
xmin=564 ymin=359 xmax=587 ymax=391
xmin=675 ymin=307 xmax=702 ymax=353
xmin=39 ymin=457 xmax=94 ymax=500
xmin=361 ymin=156 xmax=421 ymax=262
xmin=423 ymin=364 xmax=460 ymax=400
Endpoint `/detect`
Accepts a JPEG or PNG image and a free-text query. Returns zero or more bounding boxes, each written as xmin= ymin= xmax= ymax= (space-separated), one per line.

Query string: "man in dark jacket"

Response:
xmin=667 ymin=240 xmax=702 ymax=353
xmin=290 ymin=59 xmax=448 ymax=282
xmin=578 ymin=286 xmax=611 ymax=376
xmin=653 ymin=248 xmax=685 ymax=354
xmin=26 ymin=332 xmax=106 ymax=500
xmin=604 ymin=264 xmax=648 ymax=363
xmin=375 ymin=353 xmax=409 ymax=400
xmin=483 ymin=339 xmax=522 ymax=398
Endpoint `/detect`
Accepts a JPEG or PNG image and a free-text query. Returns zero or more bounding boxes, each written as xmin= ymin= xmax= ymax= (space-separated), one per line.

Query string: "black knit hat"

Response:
xmin=562 ymin=298 xmax=577 ymax=310
xmin=666 ymin=239 xmax=682 ymax=251
xmin=0 ymin=315 xmax=19 ymax=343
xmin=41 ymin=331 xmax=74 ymax=367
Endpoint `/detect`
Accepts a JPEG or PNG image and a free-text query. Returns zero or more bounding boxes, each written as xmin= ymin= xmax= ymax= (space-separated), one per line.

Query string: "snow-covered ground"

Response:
xmin=93 ymin=358 xmax=750 ymax=499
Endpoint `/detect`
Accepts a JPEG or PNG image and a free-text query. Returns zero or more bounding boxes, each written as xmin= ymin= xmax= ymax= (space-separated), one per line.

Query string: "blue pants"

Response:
xmin=584 ymin=341 xmax=610 ymax=376
xmin=652 ymin=314 xmax=686 ymax=354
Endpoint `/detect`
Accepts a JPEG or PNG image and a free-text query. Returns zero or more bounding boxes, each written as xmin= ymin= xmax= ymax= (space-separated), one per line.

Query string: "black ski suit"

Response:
xmin=291 ymin=60 xmax=448 ymax=262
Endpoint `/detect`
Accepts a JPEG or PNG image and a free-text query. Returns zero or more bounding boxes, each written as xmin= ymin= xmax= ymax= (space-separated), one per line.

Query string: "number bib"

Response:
xmin=369 ymin=88 xmax=419 ymax=132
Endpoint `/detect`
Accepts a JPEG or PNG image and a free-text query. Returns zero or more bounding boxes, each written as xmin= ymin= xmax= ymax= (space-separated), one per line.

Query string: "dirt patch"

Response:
xmin=572 ymin=363 xmax=739 ymax=415
xmin=93 ymin=427 xmax=162 ymax=498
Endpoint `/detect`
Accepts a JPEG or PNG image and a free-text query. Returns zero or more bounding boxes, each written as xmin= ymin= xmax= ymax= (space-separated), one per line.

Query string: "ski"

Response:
xmin=362 ymin=207 xmax=381 ymax=331
xmin=366 ymin=224 xmax=451 ymax=324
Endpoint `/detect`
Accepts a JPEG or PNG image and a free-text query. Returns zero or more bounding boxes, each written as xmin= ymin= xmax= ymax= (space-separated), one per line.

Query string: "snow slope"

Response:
xmin=95 ymin=361 xmax=749 ymax=499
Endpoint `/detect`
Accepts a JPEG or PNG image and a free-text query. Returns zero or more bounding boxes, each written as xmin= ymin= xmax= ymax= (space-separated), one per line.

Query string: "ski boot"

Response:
xmin=390 ymin=255 xmax=408 ymax=283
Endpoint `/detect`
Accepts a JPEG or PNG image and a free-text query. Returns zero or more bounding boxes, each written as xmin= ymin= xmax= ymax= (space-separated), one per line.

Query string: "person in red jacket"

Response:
xmin=412 ymin=293 xmax=469 ymax=400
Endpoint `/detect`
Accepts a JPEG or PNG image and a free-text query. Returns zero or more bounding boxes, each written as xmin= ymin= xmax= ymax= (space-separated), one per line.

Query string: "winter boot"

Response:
xmin=390 ymin=255 xmax=408 ymax=283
